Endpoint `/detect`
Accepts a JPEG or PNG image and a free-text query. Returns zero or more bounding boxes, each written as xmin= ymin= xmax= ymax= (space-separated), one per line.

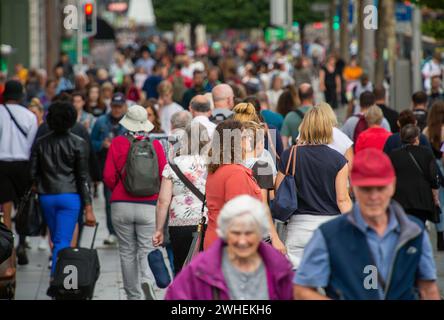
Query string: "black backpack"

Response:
xmin=121 ymin=136 xmax=160 ymax=197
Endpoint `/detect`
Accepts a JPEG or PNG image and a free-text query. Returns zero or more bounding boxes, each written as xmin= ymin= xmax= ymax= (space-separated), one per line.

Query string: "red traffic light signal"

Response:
xmin=85 ymin=3 xmax=93 ymax=15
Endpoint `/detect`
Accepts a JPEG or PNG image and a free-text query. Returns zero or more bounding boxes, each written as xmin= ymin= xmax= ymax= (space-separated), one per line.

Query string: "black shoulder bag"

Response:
xmin=169 ymin=161 xmax=207 ymax=267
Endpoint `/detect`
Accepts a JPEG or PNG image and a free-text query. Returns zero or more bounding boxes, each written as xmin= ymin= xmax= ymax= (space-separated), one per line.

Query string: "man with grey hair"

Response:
xmin=190 ymin=95 xmax=216 ymax=137
xmin=211 ymin=84 xmax=235 ymax=124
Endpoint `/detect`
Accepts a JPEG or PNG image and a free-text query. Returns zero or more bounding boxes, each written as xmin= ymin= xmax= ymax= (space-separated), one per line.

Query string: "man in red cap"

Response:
xmin=293 ymin=148 xmax=440 ymax=300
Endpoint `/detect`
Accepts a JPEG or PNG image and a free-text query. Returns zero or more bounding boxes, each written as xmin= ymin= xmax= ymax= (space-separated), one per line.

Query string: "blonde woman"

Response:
xmin=28 ymin=97 xmax=45 ymax=126
xmin=275 ymin=106 xmax=352 ymax=269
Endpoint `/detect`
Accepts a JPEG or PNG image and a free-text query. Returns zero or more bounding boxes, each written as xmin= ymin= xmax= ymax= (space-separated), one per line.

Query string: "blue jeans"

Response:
xmin=39 ymin=193 xmax=81 ymax=275
xmin=435 ymin=160 xmax=444 ymax=232
xmin=104 ymin=186 xmax=115 ymax=235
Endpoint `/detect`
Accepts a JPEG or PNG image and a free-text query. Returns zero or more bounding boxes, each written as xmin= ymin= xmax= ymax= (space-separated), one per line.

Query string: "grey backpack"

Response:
xmin=122 ymin=136 xmax=160 ymax=197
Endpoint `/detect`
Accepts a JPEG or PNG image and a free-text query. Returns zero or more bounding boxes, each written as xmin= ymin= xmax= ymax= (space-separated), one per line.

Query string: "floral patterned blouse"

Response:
xmin=162 ymin=155 xmax=208 ymax=226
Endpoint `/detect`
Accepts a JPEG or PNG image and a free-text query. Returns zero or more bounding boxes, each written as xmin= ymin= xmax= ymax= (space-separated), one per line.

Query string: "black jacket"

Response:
xmin=30 ymin=131 xmax=92 ymax=205
xmin=389 ymin=145 xmax=439 ymax=220
xmin=35 ymin=122 xmax=101 ymax=181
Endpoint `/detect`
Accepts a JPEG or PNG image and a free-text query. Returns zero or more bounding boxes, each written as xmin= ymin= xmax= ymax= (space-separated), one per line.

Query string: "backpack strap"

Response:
xmin=3 ymin=104 xmax=28 ymax=138
xmin=294 ymin=109 xmax=305 ymax=120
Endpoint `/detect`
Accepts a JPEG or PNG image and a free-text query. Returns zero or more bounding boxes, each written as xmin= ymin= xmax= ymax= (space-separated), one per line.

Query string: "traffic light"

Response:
xmin=333 ymin=15 xmax=340 ymax=30
xmin=82 ymin=1 xmax=96 ymax=36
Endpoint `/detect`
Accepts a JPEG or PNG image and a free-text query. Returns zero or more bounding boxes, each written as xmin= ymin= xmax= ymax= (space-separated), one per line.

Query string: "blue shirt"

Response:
xmin=90 ymin=113 xmax=127 ymax=153
xmin=294 ymin=204 xmax=437 ymax=299
xmin=142 ymin=75 xmax=163 ymax=99
xmin=261 ymin=110 xmax=283 ymax=131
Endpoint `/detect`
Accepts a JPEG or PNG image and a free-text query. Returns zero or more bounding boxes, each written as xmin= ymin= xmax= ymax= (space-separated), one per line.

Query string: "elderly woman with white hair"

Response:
xmin=165 ymin=195 xmax=294 ymax=300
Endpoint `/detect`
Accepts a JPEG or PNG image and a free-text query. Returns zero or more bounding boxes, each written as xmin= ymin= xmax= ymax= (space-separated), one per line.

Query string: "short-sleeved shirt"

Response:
xmin=328 ymin=127 xmax=353 ymax=155
xmin=294 ymin=204 xmax=437 ymax=299
xmin=278 ymin=145 xmax=347 ymax=216
xmin=280 ymin=106 xmax=311 ymax=141
xmin=204 ymin=164 xmax=262 ymax=249
xmin=162 ymin=155 xmax=208 ymax=226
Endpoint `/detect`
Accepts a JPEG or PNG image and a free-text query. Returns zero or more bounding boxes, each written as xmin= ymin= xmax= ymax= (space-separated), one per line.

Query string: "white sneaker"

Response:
xmin=141 ymin=282 xmax=156 ymax=300
xmin=38 ymin=238 xmax=48 ymax=251
xmin=103 ymin=234 xmax=118 ymax=245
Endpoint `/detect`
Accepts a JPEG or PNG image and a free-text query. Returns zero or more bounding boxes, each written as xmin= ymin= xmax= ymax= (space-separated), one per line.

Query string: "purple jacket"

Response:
xmin=165 ymin=239 xmax=294 ymax=300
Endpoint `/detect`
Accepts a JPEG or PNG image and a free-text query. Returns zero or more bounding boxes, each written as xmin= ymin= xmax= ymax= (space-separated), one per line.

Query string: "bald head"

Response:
xmin=190 ymin=95 xmax=211 ymax=117
xmin=212 ymin=84 xmax=235 ymax=110
xmin=298 ymin=83 xmax=314 ymax=105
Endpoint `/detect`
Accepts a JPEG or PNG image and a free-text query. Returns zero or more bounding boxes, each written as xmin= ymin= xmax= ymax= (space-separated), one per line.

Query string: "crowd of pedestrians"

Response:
xmin=1 ymin=37 xmax=444 ymax=300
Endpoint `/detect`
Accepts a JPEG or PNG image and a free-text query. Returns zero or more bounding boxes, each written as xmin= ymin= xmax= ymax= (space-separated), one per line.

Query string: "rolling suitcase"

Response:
xmin=0 ymin=215 xmax=16 ymax=300
xmin=51 ymin=223 xmax=100 ymax=300
xmin=0 ymin=249 xmax=16 ymax=300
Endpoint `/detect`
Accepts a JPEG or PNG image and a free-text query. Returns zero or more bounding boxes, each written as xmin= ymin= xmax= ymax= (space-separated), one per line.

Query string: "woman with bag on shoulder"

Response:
xmin=152 ymin=123 xmax=210 ymax=276
xmin=275 ymin=106 xmax=352 ymax=270
xmin=389 ymin=124 xmax=440 ymax=225
xmin=165 ymin=195 xmax=294 ymax=300
xmin=103 ymin=105 xmax=167 ymax=300
xmin=30 ymin=101 xmax=96 ymax=291
xmin=423 ymin=101 xmax=444 ymax=250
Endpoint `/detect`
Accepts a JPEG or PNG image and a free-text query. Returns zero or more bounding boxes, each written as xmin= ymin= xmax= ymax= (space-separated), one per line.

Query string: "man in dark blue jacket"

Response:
xmin=293 ymin=148 xmax=440 ymax=300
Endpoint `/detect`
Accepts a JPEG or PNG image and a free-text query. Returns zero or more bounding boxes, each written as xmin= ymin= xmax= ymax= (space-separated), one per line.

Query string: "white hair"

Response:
xmin=216 ymin=195 xmax=270 ymax=240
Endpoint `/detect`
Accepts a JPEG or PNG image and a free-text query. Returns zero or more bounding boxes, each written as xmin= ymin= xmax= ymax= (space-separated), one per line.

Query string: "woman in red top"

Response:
xmin=103 ymin=105 xmax=166 ymax=300
xmin=355 ymin=105 xmax=392 ymax=153
xmin=204 ymin=120 xmax=262 ymax=249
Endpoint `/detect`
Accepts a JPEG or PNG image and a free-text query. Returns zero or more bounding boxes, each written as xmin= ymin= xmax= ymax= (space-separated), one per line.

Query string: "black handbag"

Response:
xmin=15 ymin=189 xmax=44 ymax=236
xmin=0 ymin=221 xmax=14 ymax=264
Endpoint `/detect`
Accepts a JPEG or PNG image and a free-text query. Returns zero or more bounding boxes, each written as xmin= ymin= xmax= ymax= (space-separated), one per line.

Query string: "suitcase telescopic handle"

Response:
xmin=78 ymin=222 xmax=100 ymax=249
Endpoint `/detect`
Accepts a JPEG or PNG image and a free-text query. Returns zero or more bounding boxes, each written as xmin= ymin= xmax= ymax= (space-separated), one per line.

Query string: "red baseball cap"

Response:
xmin=351 ymin=148 xmax=396 ymax=187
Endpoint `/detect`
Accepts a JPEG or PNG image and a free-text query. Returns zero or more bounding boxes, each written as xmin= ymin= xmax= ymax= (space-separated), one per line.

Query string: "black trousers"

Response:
xmin=168 ymin=225 xmax=200 ymax=275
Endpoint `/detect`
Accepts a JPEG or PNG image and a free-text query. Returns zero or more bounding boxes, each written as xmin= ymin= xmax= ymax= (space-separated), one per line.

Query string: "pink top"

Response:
xmin=103 ymin=135 xmax=167 ymax=203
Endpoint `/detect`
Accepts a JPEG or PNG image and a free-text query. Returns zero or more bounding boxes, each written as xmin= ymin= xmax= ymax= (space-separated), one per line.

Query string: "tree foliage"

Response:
xmin=411 ymin=0 xmax=444 ymax=39
xmin=152 ymin=0 xmax=327 ymax=32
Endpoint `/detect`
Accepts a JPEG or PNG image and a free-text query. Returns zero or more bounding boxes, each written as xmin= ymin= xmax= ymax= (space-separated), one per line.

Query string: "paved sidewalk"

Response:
xmin=13 ymin=182 xmax=444 ymax=299
xmin=14 ymin=183 xmax=168 ymax=300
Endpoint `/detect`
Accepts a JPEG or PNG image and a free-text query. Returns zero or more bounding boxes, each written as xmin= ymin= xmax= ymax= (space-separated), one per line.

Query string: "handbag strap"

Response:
xmin=169 ymin=160 xmax=206 ymax=204
xmin=407 ymin=150 xmax=425 ymax=177
xmin=3 ymin=104 xmax=28 ymax=138
xmin=284 ymin=145 xmax=297 ymax=176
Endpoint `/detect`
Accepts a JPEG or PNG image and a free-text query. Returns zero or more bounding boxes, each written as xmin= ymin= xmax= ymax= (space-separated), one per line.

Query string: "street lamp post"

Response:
xmin=77 ymin=0 xmax=83 ymax=69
